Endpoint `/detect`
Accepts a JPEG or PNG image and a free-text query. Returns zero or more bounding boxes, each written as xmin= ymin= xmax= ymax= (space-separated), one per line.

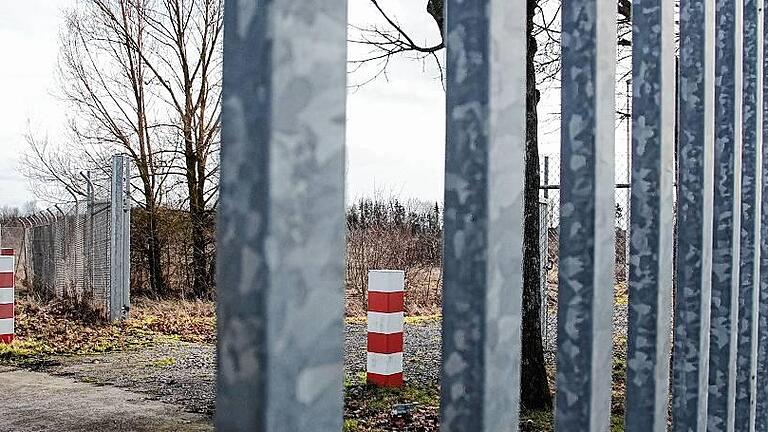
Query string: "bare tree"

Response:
xmin=23 ymin=0 xmax=174 ymax=295
xmin=24 ymin=0 xmax=223 ymax=298
xmin=90 ymin=0 xmax=223 ymax=298
xmin=21 ymin=131 xmax=91 ymax=202
xmin=141 ymin=0 xmax=222 ymax=298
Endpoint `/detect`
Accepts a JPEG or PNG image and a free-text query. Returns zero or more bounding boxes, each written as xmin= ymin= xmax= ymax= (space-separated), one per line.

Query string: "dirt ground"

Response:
xmin=0 ymin=366 xmax=212 ymax=432
xmin=0 ymin=322 xmax=443 ymax=432
xmin=0 ymin=311 xmax=628 ymax=432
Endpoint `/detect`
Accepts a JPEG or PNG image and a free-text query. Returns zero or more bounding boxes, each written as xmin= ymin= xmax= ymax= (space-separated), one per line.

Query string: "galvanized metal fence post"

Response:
xmin=754 ymin=2 xmax=768 ymax=429
xmin=735 ymin=0 xmax=763 ymax=426
xmin=84 ymin=172 xmax=95 ymax=298
xmin=218 ymin=1 xmax=347 ymax=431
xmin=540 ymin=202 xmax=549 ymax=341
xmin=555 ymin=0 xmax=616 ymax=428
xmin=708 ymin=0 xmax=744 ymax=426
xmin=624 ymin=0 xmax=676 ymax=427
xmin=109 ymin=154 xmax=131 ymax=321
xmin=440 ymin=0 xmax=526 ymax=430
xmin=672 ymin=0 xmax=716 ymax=428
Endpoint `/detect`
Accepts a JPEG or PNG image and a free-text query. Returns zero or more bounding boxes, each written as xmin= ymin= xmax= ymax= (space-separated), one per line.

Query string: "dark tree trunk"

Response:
xmin=190 ymin=205 xmax=209 ymax=299
xmin=520 ymin=0 xmax=553 ymax=410
xmin=143 ymin=188 xmax=167 ymax=296
xmin=146 ymin=209 xmax=166 ymax=296
xmin=185 ymin=153 xmax=210 ymax=299
xmin=178 ymin=106 xmax=212 ymax=300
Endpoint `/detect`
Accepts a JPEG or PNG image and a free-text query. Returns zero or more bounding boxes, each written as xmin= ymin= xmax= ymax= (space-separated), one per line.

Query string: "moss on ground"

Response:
xmin=343 ymin=419 xmax=361 ymax=431
xmin=152 ymin=356 xmax=177 ymax=367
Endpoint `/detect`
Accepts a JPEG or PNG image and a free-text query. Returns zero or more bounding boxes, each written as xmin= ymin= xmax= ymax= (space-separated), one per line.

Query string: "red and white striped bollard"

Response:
xmin=367 ymin=270 xmax=404 ymax=387
xmin=0 ymin=249 xmax=14 ymax=344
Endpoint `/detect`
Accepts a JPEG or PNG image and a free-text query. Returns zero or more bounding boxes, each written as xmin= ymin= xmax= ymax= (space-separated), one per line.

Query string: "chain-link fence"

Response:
xmin=540 ymin=152 xmax=631 ymax=281
xmin=540 ymin=152 xmax=631 ymax=229
xmin=1 ymin=155 xmax=131 ymax=321
xmin=539 ymin=151 xmax=633 ymax=357
xmin=539 ymin=201 xmax=549 ymax=339
xmin=21 ymin=201 xmax=108 ymax=304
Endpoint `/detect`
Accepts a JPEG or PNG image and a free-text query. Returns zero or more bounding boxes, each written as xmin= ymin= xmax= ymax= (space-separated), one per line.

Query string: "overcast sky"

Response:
xmin=0 ymin=1 xmax=588 ymax=209
xmin=0 ymin=0 xmax=75 ymax=208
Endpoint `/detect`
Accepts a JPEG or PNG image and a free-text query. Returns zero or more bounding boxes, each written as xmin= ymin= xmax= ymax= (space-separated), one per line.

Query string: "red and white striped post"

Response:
xmin=0 ymin=249 xmax=14 ymax=344
xmin=367 ymin=270 xmax=404 ymax=387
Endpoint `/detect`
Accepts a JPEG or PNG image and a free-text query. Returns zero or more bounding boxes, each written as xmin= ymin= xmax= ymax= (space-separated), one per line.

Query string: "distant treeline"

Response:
xmin=346 ymin=198 xmax=442 ymax=236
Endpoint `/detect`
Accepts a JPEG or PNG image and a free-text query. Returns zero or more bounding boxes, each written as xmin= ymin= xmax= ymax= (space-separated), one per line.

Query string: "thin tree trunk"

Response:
xmin=189 ymin=198 xmax=209 ymax=298
xmin=520 ymin=0 xmax=553 ymax=409
xmin=144 ymin=191 xmax=167 ymax=296
xmin=146 ymin=209 xmax=166 ymax=296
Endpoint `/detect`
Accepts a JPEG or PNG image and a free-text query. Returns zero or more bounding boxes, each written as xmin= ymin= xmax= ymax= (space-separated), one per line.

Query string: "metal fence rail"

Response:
xmin=540 ymin=153 xmax=631 ymax=231
xmin=6 ymin=155 xmax=131 ymax=322
xmin=218 ymin=0 xmax=768 ymax=431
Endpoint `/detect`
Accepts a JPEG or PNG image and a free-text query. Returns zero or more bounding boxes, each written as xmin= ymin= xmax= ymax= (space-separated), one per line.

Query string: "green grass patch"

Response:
xmin=612 ymin=414 xmax=626 ymax=431
xmin=152 ymin=356 xmax=177 ymax=367
xmin=519 ymin=409 xmax=624 ymax=431
xmin=520 ymin=409 xmax=554 ymax=431
xmin=0 ymin=340 xmax=46 ymax=361
xmin=342 ymin=419 xmax=360 ymax=432
xmin=344 ymin=381 xmax=440 ymax=430
xmin=614 ymin=281 xmax=629 ymax=305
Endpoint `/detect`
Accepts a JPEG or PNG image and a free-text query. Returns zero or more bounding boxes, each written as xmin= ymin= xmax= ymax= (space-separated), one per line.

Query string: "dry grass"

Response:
xmin=0 ymin=296 xmax=217 ymax=363
xmin=131 ymin=298 xmax=216 ymax=343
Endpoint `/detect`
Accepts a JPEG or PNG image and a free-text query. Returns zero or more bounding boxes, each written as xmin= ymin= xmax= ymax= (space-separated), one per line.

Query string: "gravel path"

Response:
xmin=25 ymin=308 xmax=628 ymax=421
xmin=345 ymin=322 xmax=442 ymax=386
xmin=30 ymin=322 xmax=443 ymax=418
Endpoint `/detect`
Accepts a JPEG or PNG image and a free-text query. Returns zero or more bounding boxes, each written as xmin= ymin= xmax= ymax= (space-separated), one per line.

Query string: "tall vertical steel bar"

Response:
xmin=544 ymin=155 xmax=550 ymax=199
xmin=754 ymin=1 xmax=768 ymax=429
xmin=708 ymin=0 xmax=744 ymax=426
xmin=440 ymin=0 xmax=526 ymax=430
xmin=625 ymin=79 xmax=632 ymax=277
xmin=83 ymin=173 xmax=94 ymax=297
xmin=624 ymin=0 xmax=675 ymax=426
xmin=109 ymin=156 xmax=122 ymax=321
xmin=109 ymin=154 xmax=130 ymax=322
xmin=555 ymin=0 xmax=616 ymax=427
xmin=122 ymin=159 xmax=130 ymax=317
xmin=735 ymin=0 xmax=763 ymax=426
xmin=672 ymin=0 xmax=716 ymax=428
xmin=217 ymin=1 xmax=347 ymax=431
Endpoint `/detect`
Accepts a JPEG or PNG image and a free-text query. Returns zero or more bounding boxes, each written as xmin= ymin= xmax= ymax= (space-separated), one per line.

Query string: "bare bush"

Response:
xmin=345 ymin=197 xmax=442 ymax=316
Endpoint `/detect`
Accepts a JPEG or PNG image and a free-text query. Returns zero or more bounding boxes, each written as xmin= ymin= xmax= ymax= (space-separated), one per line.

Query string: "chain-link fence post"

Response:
xmin=83 ymin=172 xmax=95 ymax=300
xmin=544 ymin=155 xmax=550 ymax=199
xmin=540 ymin=201 xmax=549 ymax=342
xmin=109 ymin=154 xmax=131 ymax=321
